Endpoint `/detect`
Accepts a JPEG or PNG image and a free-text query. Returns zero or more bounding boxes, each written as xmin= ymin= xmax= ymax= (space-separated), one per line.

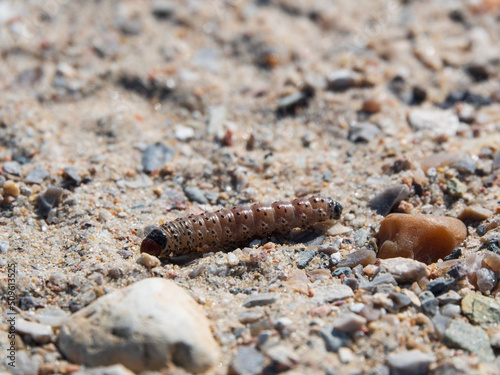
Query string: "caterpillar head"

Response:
xmin=330 ymin=200 xmax=343 ymax=220
xmin=140 ymin=228 xmax=167 ymax=257
xmin=310 ymin=196 xmax=343 ymax=220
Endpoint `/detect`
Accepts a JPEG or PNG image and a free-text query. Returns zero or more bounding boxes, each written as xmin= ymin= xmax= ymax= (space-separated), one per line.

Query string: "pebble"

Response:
xmin=243 ymin=293 xmax=280 ymax=308
xmin=9 ymin=350 xmax=42 ymax=375
xmin=332 ymin=267 xmax=352 ymax=277
xmin=319 ymin=327 xmax=349 ymax=352
xmin=476 ymin=268 xmax=497 ymax=294
xmin=450 ymin=155 xmax=476 ymax=175
xmin=277 ymin=91 xmax=310 ymax=116
xmin=330 ymin=252 xmax=342 ymax=266
xmin=353 ymin=229 xmax=370 ymax=247
xmin=408 ymin=109 xmax=460 ymax=137
xmin=359 ymin=273 xmax=397 ymax=292
xmin=25 ymin=167 xmax=49 ymax=184
xmin=389 ymin=292 xmax=412 ymax=308
xmin=458 ymin=205 xmax=493 ymax=222
xmin=493 ymin=150 xmax=500 ymax=170
xmin=229 ymin=346 xmax=266 ymax=375
xmin=3 ymin=180 xmax=20 ymax=197
xmin=2 ymin=161 xmax=21 ymax=176
xmin=150 ymin=0 xmax=176 ymax=19
xmin=387 ymin=350 xmax=436 ymax=375
xmin=264 ymin=345 xmax=299 ymax=371
xmin=326 ymin=69 xmax=358 ymax=91
xmin=378 ymin=258 xmax=429 ymax=283
xmin=437 ymin=290 xmax=461 ymax=305
xmin=59 ymin=278 xmax=220 ymax=372
xmin=136 ymin=253 xmax=161 ymax=268
xmin=337 ymin=248 xmax=376 ymax=268
xmin=238 ymin=309 xmax=264 ymax=324
xmin=0 ymin=241 xmax=9 ymax=253
xmin=368 ymin=184 xmax=410 ymax=216
xmin=37 ymin=187 xmax=64 ymax=218
xmin=333 ymin=312 xmax=367 ymax=333
xmin=16 ymin=318 xmax=54 ymax=344
xmin=441 ymin=304 xmax=461 ymax=318
xmin=311 ymin=285 xmax=354 ymax=304
xmin=183 ymin=186 xmax=208 ymax=204
xmin=377 ymin=214 xmax=467 ymax=264
xmin=419 ymin=291 xmax=439 ymax=316
xmin=446 ymin=177 xmax=467 ymax=198
xmin=141 ymin=143 xmax=174 ymax=173
xmin=63 ymin=167 xmax=82 ymax=186
xmin=483 ymin=252 xmax=500 ymax=272
xmin=286 ymin=269 xmax=309 ymax=294
xmin=461 ymin=293 xmax=500 ymax=326
xmin=338 ymin=347 xmax=355 ymax=363
xmin=444 ymin=320 xmax=495 ymax=362
xmin=348 ymin=122 xmax=381 ymax=143
xmin=36 ymin=306 xmax=69 ymax=327
xmin=73 ymin=364 xmax=134 ymax=375
xmin=361 ymin=98 xmax=382 ymax=113
xmin=426 ymin=277 xmax=455 ymax=296
xmin=295 ymin=249 xmax=317 ymax=269
xmin=174 ymin=125 xmax=195 ymax=141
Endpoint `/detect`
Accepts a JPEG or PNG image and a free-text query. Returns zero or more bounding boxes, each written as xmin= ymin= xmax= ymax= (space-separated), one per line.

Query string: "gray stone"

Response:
xmin=36 ymin=306 xmax=69 ymax=327
xmin=183 ymin=186 xmax=208 ymax=204
xmin=493 ymin=150 xmax=500 ymax=170
xmin=408 ymin=109 xmax=460 ymax=137
xmin=151 ymin=0 xmax=176 ymax=19
xmin=368 ymin=184 xmax=410 ymax=216
xmin=450 ymin=155 xmax=476 ymax=175
xmin=24 ymin=167 xmax=49 ymax=184
xmin=378 ymin=258 xmax=429 ymax=284
xmin=437 ymin=290 xmax=461 ymax=305
xmin=243 ymin=293 xmax=280 ymax=308
xmin=444 ymin=320 xmax=495 ymax=362
xmin=295 ymin=249 xmax=317 ymax=269
xmin=419 ymin=291 xmax=439 ymax=316
xmin=359 ymin=273 xmax=397 ymax=292
xmin=320 ymin=327 xmax=350 ymax=353
xmin=441 ymin=304 xmax=461 ymax=318
xmin=63 ymin=167 xmax=82 ymax=185
xmin=7 ymin=351 xmax=42 ymax=375
xmin=353 ymin=228 xmax=370 ymax=247
xmin=387 ymin=350 xmax=436 ymax=375
xmin=476 ymin=268 xmax=497 ymax=294
xmin=37 ymin=187 xmax=64 ymax=218
xmin=326 ymin=69 xmax=358 ymax=91
xmin=16 ymin=318 xmax=54 ymax=344
xmin=348 ymin=122 xmax=381 ymax=143
xmin=389 ymin=292 xmax=412 ymax=308
xmin=311 ymin=285 xmax=354 ymax=304
xmin=2 ymin=161 xmax=21 ymax=176
xmin=332 ymin=267 xmax=352 ymax=277
xmin=229 ymin=346 xmax=266 ymax=375
xmin=264 ymin=345 xmax=299 ymax=371
xmin=59 ymin=278 xmax=220 ymax=372
xmin=426 ymin=277 xmax=455 ymax=296
xmin=141 ymin=143 xmax=174 ymax=173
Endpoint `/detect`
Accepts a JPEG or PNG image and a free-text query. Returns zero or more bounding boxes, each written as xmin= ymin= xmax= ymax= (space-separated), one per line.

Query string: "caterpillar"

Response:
xmin=141 ymin=196 xmax=342 ymax=259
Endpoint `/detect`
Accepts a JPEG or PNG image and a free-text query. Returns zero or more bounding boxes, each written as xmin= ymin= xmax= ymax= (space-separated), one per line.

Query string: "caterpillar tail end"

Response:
xmin=140 ymin=228 xmax=167 ymax=257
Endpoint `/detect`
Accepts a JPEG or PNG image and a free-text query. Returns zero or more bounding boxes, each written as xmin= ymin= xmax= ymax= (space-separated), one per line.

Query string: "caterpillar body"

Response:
xmin=141 ymin=196 xmax=342 ymax=259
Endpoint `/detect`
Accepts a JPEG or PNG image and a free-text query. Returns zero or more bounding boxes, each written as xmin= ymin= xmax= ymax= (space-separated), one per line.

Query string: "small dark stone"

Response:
xmin=63 ymin=167 xmax=82 ymax=186
xmin=343 ymin=277 xmax=359 ymax=291
xmin=409 ymin=85 xmax=427 ymax=106
xmin=426 ymin=277 xmax=456 ymax=296
xmin=389 ymin=292 xmax=412 ymax=308
xmin=117 ymin=249 xmax=133 ymax=259
xmin=69 ymin=301 xmax=82 ymax=313
xmin=25 ymin=168 xmax=49 ymax=184
xmin=19 ymin=296 xmax=37 ymax=310
xmin=243 ymin=293 xmax=280 ymax=308
xmin=326 ymin=69 xmax=357 ymax=91
xmin=359 ymin=273 xmax=397 ymax=292
xmin=493 ymin=150 xmax=500 ymax=170
xmin=229 ymin=346 xmax=266 ymax=375
xmin=183 ymin=186 xmax=208 ymax=204
xmin=443 ymin=248 xmax=462 ymax=260
xmin=142 ymin=143 xmax=174 ymax=173
xmin=465 ymin=64 xmax=489 ymax=82
xmin=320 ymin=327 xmax=350 ymax=352
xmin=37 ymin=187 xmax=64 ymax=218
xmin=2 ymin=161 xmax=21 ymax=176
xmin=368 ymin=184 xmax=410 ymax=216
xmin=437 ymin=90 xmax=492 ymax=109
xmin=295 ymin=249 xmax=318 ymax=269
xmin=151 ymin=0 xmax=176 ymax=19
xmin=447 ymin=262 xmax=468 ymax=279
xmin=276 ymin=91 xmax=312 ymax=117
xmin=419 ymin=291 xmax=439 ymax=315
xmin=348 ymin=122 xmax=381 ymax=143
xmin=332 ymin=267 xmax=352 ymax=278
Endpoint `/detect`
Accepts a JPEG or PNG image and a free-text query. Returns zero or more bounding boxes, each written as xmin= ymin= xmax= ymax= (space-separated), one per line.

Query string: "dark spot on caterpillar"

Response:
xmin=141 ymin=196 xmax=342 ymax=259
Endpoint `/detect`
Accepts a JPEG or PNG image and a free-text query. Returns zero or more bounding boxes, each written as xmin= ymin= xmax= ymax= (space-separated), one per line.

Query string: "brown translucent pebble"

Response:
xmin=457 ymin=205 xmax=493 ymax=222
xmin=377 ymin=213 xmax=467 ymax=265
xmin=483 ymin=252 xmax=500 ymax=272
xmin=361 ymin=98 xmax=382 ymax=113
xmin=420 ymin=152 xmax=455 ymax=171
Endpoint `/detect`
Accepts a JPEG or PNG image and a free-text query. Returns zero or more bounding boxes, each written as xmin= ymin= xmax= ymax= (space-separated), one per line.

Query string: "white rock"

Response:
xmin=59 ymin=278 xmax=220 ymax=373
xmin=408 ymin=109 xmax=460 ymax=137
xmin=36 ymin=306 xmax=69 ymax=327
xmin=387 ymin=350 xmax=436 ymax=375
xmin=136 ymin=252 xmax=161 ymax=267
xmin=378 ymin=258 xmax=429 ymax=283
xmin=311 ymin=285 xmax=354 ymax=304
xmin=16 ymin=319 xmax=54 ymax=344
xmin=175 ymin=125 xmax=195 ymax=141
xmin=73 ymin=364 xmax=135 ymax=375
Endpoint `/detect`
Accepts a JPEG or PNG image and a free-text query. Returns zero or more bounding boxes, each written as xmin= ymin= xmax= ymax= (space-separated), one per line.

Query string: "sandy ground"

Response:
xmin=1 ymin=1 xmax=500 ymax=374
